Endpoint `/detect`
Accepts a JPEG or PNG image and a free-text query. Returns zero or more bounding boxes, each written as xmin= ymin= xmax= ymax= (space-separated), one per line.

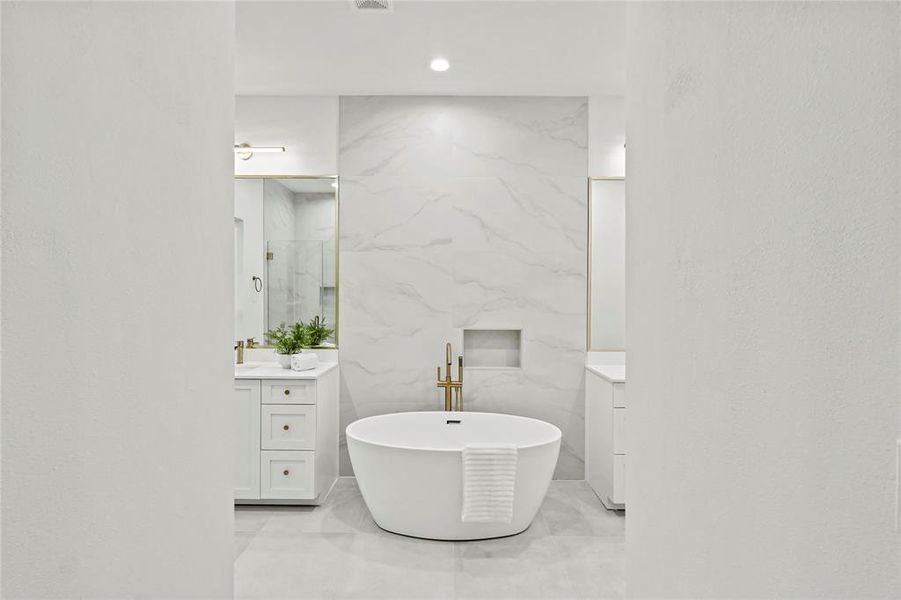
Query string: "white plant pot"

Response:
xmin=276 ymin=354 xmax=292 ymax=369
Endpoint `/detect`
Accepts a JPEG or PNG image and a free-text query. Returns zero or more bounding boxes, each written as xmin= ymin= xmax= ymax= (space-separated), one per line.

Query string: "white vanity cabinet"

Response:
xmin=233 ymin=362 xmax=339 ymax=505
xmin=233 ymin=380 xmax=262 ymax=500
xmin=585 ymin=365 xmax=626 ymax=510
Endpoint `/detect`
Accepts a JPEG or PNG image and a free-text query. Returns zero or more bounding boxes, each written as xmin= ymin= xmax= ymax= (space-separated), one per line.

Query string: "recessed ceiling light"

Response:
xmin=430 ymin=58 xmax=450 ymax=72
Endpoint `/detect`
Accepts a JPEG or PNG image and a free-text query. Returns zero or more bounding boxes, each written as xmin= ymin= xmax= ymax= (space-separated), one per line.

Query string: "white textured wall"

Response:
xmin=338 ymin=96 xmax=588 ymax=478
xmin=235 ymin=96 xmax=338 ymax=175
xmin=589 ymin=96 xmax=625 ymax=177
xmin=626 ymin=2 xmax=900 ymax=597
xmin=2 ymin=3 xmax=234 ymax=598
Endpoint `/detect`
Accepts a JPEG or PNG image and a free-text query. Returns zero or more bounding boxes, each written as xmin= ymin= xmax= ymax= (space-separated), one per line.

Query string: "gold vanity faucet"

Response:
xmin=234 ymin=340 xmax=244 ymax=365
xmin=436 ymin=342 xmax=463 ymax=412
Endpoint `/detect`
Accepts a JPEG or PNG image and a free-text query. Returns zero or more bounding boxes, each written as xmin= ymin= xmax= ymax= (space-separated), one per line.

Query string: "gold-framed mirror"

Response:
xmin=234 ymin=175 xmax=339 ymax=348
xmin=587 ymin=176 xmax=625 ymax=351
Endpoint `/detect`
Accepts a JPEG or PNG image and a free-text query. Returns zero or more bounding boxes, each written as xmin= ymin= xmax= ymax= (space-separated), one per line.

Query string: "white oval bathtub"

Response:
xmin=346 ymin=411 xmax=561 ymax=540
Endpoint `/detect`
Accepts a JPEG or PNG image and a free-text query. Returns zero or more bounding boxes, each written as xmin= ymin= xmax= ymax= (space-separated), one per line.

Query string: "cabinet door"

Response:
xmin=260 ymin=451 xmax=316 ymax=500
xmin=613 ymin=407 xmax=626 ymax=454
xmin=613 ymin=454 xmax=626 ymax=505
xmin=234 ymin=380 xmax=261 ymax=500
xmin=586 ymin=372 xmax=614 ymax=496
xmin=261 ymin=404 xmax=316 ymax=450
xmin=613 ymin=383 xmax=626 ymax=407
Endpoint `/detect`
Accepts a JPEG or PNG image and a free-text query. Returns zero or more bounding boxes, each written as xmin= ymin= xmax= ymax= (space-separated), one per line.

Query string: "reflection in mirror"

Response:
xmin=588 ymin=177 xmax=625 ymax=351
xmin=234 ymin=176 xmax=338 ymax=347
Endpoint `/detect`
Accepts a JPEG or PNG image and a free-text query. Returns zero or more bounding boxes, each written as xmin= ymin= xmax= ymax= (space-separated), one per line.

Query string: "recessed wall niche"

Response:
xmin=463 ymin=329 xmax=522 ymax=368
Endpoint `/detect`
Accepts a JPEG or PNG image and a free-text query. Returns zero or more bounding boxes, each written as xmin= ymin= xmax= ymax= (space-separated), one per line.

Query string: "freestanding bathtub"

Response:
xmin=346 ymin=411 xmax=561 ymax=540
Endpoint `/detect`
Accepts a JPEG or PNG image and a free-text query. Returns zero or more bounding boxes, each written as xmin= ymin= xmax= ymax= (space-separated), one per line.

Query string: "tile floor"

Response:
xmin=234 ymin=478 xmax=624 ymax=600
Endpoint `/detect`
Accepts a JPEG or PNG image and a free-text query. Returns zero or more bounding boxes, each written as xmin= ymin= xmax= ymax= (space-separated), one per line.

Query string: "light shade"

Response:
xmin=234 ymin=143 xmax=286 ymax=161
xmin=429 ymin=58 xmax=450 ymax=72
xmin=233 ymin=145 xmax=285 ymax=153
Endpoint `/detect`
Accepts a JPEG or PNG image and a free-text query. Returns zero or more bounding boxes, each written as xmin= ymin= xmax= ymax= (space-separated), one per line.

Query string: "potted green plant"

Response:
xmin=303 ymin=316 xmax=334 ymax=348
xmin=265 ymin=322 xmax=310 ymax=369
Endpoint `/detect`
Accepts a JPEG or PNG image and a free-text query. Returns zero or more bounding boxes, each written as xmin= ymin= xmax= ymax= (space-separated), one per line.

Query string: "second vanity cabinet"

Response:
xmin=234 ymin=363 xmax=339 ymax=504
xmin=585 ymin=365 xmax=627 ymax=510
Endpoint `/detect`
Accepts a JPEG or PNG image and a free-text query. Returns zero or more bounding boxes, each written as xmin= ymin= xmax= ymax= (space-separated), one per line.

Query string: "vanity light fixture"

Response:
xmin=429 ymin=57 xmax=450 ymax=72
xmin=234 ymin=143 xmax=286 ymax=161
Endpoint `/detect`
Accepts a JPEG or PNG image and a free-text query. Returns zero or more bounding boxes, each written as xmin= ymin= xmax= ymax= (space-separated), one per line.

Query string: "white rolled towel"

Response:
xmin=290 ymin=353 xmax=319 ymax=372
xmin=461 ymin=443 xmax=517 ymax=523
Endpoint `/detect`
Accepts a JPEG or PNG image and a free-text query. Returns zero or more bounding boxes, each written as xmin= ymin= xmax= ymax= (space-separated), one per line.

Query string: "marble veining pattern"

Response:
xmin=339 ymin=96 xmax=588 ymax=178
xmin=338 ymin=97 xmax=588 ymax=478
xmin=234 ymin=478 xmax=624 ymax=599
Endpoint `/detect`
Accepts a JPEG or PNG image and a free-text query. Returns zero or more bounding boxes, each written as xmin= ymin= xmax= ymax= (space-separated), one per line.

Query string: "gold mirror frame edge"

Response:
xmin=586 ymin=176 xmax=625 ymax=353
xmin=235 ymin=174 xmax=340 ymax=350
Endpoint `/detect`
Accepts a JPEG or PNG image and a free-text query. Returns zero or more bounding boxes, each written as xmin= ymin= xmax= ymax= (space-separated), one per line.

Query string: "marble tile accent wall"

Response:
xmin=338 ymin=96 xmax=588 ymax=478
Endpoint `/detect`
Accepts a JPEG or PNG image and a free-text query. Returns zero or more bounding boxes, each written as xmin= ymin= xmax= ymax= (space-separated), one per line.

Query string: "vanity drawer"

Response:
xmin=613 ymin=384 xmax=626 ymax=408
xmin=260 ymin=451 xmax=316 ymax=500
xmin=261 ymin=405 xmax=316 ymax=450
xmin=613 ymin=407 xmax=626 ymax=454
xmin=263 ymin=380 xmax=316 ymax=405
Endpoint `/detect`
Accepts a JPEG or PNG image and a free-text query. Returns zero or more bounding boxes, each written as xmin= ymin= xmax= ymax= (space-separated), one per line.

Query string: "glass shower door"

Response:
xmin=265 ymin=240 xmax=324 ymax=330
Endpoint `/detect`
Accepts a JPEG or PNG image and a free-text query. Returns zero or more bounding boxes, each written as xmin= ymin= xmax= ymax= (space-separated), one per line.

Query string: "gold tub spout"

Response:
xmin=436 ymin=342 xmax=463 ymax=411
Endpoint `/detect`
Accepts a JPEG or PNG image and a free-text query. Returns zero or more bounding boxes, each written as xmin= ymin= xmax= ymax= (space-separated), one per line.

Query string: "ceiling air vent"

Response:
xmin=352 ymin=0 xmax=393 ymax=11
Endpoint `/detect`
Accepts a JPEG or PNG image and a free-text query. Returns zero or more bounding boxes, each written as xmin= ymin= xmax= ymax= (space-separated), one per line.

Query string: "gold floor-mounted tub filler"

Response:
xmin=437 ymin=342 xmax=463 ymax=411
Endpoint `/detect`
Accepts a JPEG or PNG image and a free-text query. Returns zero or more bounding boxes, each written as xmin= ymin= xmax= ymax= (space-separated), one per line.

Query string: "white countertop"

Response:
xmin=234 ymin=361 xmax=338 ymax=380
xmin=585 ymin=364 xmax=626 ymax=383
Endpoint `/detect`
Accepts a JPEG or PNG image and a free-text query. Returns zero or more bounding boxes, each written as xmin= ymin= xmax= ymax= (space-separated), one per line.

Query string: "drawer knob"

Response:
xmin=283 ymin=469 xmax=290 ymax=476
xmin=284 ymin=389 xmax=290 ymax=396
xmin=283 ymin=424 xmax=290 ymax=431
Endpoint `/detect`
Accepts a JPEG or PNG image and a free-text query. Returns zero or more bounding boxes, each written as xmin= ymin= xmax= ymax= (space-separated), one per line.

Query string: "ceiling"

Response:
xmin=236 ymin=0 xmax=625 ymax=96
